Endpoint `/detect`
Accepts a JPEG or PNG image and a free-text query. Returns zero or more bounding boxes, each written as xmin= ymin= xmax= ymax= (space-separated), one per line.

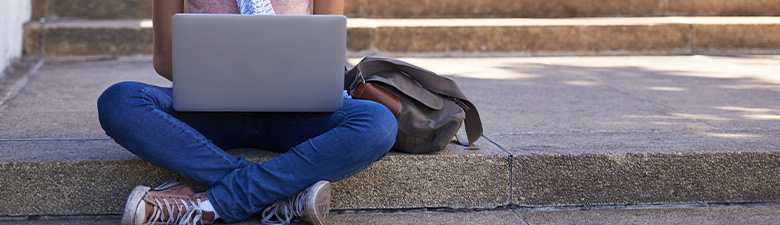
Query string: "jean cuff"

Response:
xmin=206 ymin=189 xmax=236 ymax=224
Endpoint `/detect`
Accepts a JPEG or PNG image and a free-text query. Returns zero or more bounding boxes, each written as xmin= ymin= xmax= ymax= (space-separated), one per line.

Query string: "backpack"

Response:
xmin=345 ymin=57 xmax=483 ymax=154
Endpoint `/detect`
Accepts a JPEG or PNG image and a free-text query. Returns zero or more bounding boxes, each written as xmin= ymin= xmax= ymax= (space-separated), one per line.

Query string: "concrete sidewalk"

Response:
xmin=1 ymin=55 xmax=780 ymax=217
xmin=4 ymin=204 xmax=780 ymax=224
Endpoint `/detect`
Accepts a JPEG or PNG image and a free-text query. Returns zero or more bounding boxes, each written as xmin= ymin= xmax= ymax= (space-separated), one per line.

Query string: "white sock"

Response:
xmin=200 ymin=200 xmax=220 ymax=219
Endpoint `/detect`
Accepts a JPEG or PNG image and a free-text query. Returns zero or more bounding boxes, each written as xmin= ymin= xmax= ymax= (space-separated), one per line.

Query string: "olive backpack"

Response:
xmin=345 ymin=57 xmax=483 ymax=154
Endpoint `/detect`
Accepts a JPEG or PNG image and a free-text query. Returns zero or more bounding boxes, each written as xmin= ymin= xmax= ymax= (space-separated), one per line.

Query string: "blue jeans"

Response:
xmin=97 ymin=81 xmax=397 ymax=223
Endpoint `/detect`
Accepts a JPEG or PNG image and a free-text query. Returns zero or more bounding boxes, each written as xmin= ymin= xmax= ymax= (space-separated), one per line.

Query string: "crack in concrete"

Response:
xmin=481 ymin=134 xmax=514 ymax=206
xmin=0 ymin=57 xmax=44 ymax=107
xmin=511 ymin=209 xmax=532 ymax=225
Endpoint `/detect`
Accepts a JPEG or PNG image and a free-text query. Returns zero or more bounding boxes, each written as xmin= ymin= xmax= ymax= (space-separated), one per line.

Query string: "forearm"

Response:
xmin=313 ymin=0 xmax=344 ymax=15
xmin=153 ymin=0 xmax=184 ymax=81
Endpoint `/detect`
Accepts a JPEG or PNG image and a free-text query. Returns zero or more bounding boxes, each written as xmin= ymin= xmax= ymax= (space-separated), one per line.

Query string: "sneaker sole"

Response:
xmin=304 ymin=180 xmax=331 ymax=225
xmin=120 ymin=185 xmax=151 ymax=225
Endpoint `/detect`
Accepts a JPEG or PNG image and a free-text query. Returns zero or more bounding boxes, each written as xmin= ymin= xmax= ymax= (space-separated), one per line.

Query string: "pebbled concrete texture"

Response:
xmin=350 ymin=0 xmax=665 ymax=18
xmin=29 ymin=0 xmax=780 ymax=20
xmin=366 ymin=55 xmax=780 ymax=207
xmin=5 ymin=205 xmax=780 ymax=224
xmin=22 ymin=22 xmax=39 ymax=55
xmin=371 ymin=23 xmax=691 ymax=54
xmin=24 ymin=17 xmax=780 ymax=57
xmin=668 ymin=0 xmax=780 ymax=17
xmin=0 ymin=143 xmax=508 ymax=216
xmin=332 ymin=142 xmax=510 ymax=209
xmin=24 ymin=20 xmax=154 ymax=56
xmin=0 ymin=57 xmax=510 ymax=215
xmin=511 ymin=151 xmax=780 ymax=206
xmin=0 ymin=160 xmax=182 ymax=215
xmin=329 ymin=210 xmax=525 ymax=225
xmin=517 ymin=205 xmax=780 ymax=225
xmin=347 ymin=0 xmax=780 ymax=18
xmin=32 ymin=0 xmax=152 ymax=20
xmin=0 ymin=148 xmax=277 ymax=216
xmin=695 ymin=24 xmax=780 ymax=54
xmin=30 ymin=0 xmax=47 ymax=20
xmin=2 ymin=55 xmax=780 ymax=216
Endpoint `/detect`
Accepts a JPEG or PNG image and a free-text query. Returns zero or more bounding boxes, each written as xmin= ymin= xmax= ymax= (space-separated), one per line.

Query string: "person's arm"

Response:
xmin=312 ymin=0 xmax=344 ymax=15
xmin=153 ymin=0 xmax=184 ymax=81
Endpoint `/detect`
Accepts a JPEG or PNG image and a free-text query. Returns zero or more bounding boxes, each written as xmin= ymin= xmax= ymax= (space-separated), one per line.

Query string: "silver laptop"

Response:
xmin=171 ymin=14 xmax=346 ymax=112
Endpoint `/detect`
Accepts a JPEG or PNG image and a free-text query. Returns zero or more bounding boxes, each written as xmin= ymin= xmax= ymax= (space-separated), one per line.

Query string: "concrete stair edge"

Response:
xmin=31 ymin=0 xmax=780 ymax=20
xmin=2 ymin=52 xmax=780 ymax=217
xmin=2 ymin=138 xmax=780 ymax=216
xmin=22 ymin=17 xmax=780 ymax=57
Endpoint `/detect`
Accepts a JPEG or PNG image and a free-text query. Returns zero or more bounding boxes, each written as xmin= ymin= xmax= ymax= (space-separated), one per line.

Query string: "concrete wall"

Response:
xmin=0 ymin=0 xmax=32 ymax=75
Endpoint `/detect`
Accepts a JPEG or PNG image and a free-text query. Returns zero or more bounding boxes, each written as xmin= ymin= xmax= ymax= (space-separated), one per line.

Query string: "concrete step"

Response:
xmin=1 ymin=55 xmax=780 ymax=217
xmin=5 ymin=204 xmax=780 ymax=224
xmin=346 ymin=0 xmax=780 ymax=18
xmin=22 ymin=17 xmax=780 ymax=57
xmin=32 ymin=0 xmax=152 ymax=20
xmin=32 ymin=0 xmax=780 ymax=20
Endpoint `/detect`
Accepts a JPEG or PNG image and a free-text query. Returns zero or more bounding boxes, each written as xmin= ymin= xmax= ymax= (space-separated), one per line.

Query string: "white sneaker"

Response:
xmin=261 ymin=180 xmax=332 ymax=225
xmin=121 ymin=181 xmax=215 ymax=225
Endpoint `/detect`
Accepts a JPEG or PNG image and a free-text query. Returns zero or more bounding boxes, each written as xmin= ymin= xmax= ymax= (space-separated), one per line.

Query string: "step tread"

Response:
xmin=30 ymin=16 xmax=780 ymax=28
xmin=24 ymin=17 xmax=780 ymax=56
xmin=33 ymin=0 xmax=780 ymax=19
xmin=2 ymin=55 xmax=780 ymax=215
xmin=8 ymin=205 xmax=780 ymax=225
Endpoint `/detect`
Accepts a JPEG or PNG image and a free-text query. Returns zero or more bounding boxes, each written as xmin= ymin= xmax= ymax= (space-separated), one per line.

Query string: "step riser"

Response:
xmin=347 ymin=0 xmax=780 ymax=18
xmin=32 ymin=0 xmax=152 ymax=20
xmin=3 ymin=152 xmax=779 ymax=216
xmin=515 ymin=152 xmax=780 ymax=206
xmin=0 ymin=154 xmax=510 ymax=216
xmin=33 ymin=0 xmax=780 ymax=20
xmin=23 ymin=21 xmax=780 ymax=57
xmin=25 ymin=25 xmax=153 ymax=56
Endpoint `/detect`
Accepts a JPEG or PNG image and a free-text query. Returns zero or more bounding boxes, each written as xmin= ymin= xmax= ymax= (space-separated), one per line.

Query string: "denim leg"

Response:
xmin=98 ymin=81 xmax=397 ymax=223
xmin=97 ymin=81 xmax=251 ymax=186
xmin=207 ymin=98 xmax=397 ymax=223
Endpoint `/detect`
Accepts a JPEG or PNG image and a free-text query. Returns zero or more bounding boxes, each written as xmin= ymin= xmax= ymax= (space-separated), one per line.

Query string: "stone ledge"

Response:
xmin=4 ymin=52 xmax=780 ymax=217
xmin=32 ymin=0 xmax=152 ymax=20
xmin=3 ymin=135 xmax=780 ymax=216
xmin=514 ymin=151 xmax=780 ymax=206
xmin=347 ymin=0 xmax=780 ymax=18
xmin=31 ymin=0 xmax=780 ymax=20
xmin=22 ymin=17 xmax=780 ymax=57
xmin=487 ymin=129 xmax=780 ymax=206
xmin=0 ymin=139 xmax=508 ymax=216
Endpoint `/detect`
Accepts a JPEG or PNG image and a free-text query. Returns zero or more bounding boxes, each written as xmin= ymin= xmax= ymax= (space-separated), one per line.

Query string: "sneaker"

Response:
xmin=261 ymin=180 xmax=332 ymax=225
xmin=121 ymin=181 xmax=216 ymax=225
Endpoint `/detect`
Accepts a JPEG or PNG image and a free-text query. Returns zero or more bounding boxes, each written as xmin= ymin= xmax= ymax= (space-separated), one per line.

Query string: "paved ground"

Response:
xmin=4 ymin=55 xmax=780 ymax=160
xmin=2 ymin=54 xmax=780 ymax=219
xmin=3 ymin=204 xmax=780 ymax=224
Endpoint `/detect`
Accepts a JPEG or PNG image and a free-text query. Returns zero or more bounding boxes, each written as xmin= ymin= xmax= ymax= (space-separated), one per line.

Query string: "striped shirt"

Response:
xmin=187 ymin=0 xmax=312 ymax=15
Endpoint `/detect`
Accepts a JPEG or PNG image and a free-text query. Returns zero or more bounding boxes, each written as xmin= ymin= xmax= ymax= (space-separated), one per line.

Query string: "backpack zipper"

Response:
xmin=451 ymin=98 xmax=470 ymax=111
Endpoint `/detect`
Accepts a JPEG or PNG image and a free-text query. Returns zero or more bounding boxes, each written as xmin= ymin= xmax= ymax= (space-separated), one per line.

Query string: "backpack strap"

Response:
xmin=345 ymin=57 xmax=484 ymax=147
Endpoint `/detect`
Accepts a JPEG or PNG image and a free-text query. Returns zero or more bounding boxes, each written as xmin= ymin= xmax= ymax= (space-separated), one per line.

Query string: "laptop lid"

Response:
xmin=171 ymin=14 xmax=346 ymax=112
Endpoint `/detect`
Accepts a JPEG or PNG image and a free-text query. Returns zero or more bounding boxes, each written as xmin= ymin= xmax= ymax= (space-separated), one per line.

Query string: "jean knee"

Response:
xmin=97 ymin=81 xmax=144 ymax=134
xmin=359 ymin=100 xmax=398 ymax=154
xmin=98 ymin=81 xmax=142 ymax=108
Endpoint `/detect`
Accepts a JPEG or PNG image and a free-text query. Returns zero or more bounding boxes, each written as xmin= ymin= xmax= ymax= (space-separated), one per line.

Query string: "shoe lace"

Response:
xmin=260 ymin=191 xmax=307 ymax=225
xmin=149 ymin=196 xmax=206 ymax=225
